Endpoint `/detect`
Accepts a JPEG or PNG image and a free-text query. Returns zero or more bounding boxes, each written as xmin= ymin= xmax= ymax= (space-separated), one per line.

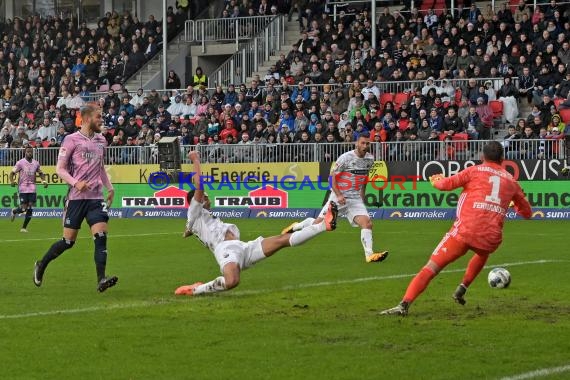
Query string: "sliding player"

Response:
xmin=174 ymin=150 xmax=338 ymax=296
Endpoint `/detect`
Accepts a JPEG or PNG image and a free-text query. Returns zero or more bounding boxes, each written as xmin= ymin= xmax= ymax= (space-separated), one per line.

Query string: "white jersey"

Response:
xmin=186 ymin=200 xmax=240 ymax=252
xmin=332 ymin=150 xmax=374 ymax=199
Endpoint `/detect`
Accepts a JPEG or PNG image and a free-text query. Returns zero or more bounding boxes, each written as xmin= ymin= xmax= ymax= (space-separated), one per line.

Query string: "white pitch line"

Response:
xmin=0 ymin=230 xmax=557 ymax=243
xmin=0 ymin=231 xmax=181 ymax=243
xmin=230 ymin=259 xmax=569 ymax=296
xmin=499 ymin=364 xmax=570 ymax=380
xmin=0 ymin=259 xmax=567 ymax=320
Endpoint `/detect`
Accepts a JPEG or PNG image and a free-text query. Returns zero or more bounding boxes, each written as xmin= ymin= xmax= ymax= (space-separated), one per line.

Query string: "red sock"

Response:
xmin=462 ymin=254 xmax=489 ymax=287
xmin=403 ymin=266 xmax=437 ymax=303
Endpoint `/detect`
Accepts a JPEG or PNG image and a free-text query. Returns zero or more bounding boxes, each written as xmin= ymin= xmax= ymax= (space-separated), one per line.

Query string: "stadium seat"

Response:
xmin=559 ymin=108 xmax=570 ymax=123
xmin=41 ymin=141 xmax=50 ymax=147
xmin=489 ymin=100 xmax=504 ymax=119
xmin=380 ymin=92 xmax=394 ymax=107
xmin=420 ymin=0 xmax=435 ymax=13
xmin=98 ymin=84 xmax=109 ymax=92
xmin=434 ymin=0 xmax=446 ymax=14
xmin=111 ymin=84 xmax=123 ymax=92
xmin=453 ymin=133 xmax=469 ymax=152
xmin=393 ymin=92 xmax=410 ymax=110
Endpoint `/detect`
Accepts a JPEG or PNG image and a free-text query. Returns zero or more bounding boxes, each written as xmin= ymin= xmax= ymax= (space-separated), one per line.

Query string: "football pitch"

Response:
xmin=1 ymin=218 xmax=569 ymax=380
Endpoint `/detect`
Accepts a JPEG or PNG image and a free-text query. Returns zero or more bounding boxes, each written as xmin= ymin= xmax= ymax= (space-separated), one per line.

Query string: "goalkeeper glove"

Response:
xmin=429 ymin=174 xmax=445 ymax=186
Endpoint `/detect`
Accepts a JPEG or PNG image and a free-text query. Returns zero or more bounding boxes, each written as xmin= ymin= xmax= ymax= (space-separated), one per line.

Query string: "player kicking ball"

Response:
xmin=10 ymin=146 xmax=48 ymax=232
xmin=282 ymin=134 xmax=388 ymax=263
xmin=380 ymin=141 xmax=532 ymax=316
xmin=174 ymin=151 xmax=338 ymax=296
xmin=33 ymin=104 xmax=118 ymax=292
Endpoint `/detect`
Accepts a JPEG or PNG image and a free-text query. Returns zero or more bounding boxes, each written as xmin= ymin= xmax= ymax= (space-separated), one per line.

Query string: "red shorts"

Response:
xmin=430 ymin=233 xmax=495 ymax=269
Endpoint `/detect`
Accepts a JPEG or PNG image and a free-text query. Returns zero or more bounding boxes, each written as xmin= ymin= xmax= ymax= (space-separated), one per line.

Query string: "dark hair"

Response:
xmin=358 ymin=132 xmax=370 ymax=139
xmin=483 ymin=141 xmax=504 ymax=163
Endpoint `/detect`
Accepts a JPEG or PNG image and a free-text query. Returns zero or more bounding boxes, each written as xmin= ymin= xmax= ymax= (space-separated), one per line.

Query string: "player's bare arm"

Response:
xmin=182 ymin=150 xmax=204 ymax=237
xmin=9 ymin=170 xmax=17 ymax=186
xmin=188 ymin=150 xmax=205 ymax=203
xmin=101 ymin=167 xmax=114 ymax=207
xmin=360 ymin=181 xmax=367 ymax=202
xmin=38 ymin=170 xmax=48 ymax=188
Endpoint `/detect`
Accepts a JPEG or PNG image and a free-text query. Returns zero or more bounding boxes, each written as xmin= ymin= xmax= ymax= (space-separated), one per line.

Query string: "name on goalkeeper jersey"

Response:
xmin=472 ymin=202 xmax=506 ymax=214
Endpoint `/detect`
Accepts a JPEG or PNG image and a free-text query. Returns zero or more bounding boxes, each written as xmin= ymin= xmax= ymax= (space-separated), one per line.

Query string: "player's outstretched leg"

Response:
xmin=281 ymin=217 xmax=315 ymax=234
xmin=453 ymin=284 xmax=467 ymax=305
xmin=175 ymin=278 xmax=228 ymax=296
xmin=379 ymin=301 xmax=410 ymax=316
xmin=175 ymin=282 xmax=205 ymax=296
xmin=289 ymin=201 xmax=337 ymax=247
xmin=452 ymin=252 xmax=489 ymax=305
xmin=10 ymin=207 xmax=24 ymax=222
xmin=21 ymin=208 xmax=33 ymax=232
xmin=94 ymin=232 xmax=118 ymax=293
xmin=34 ymin=238 xmax=75 ymax=286
xmin=176 ymin=264 xmax=239 ymax=296
xmin=354 ymin=217 xmax=389 ymax=263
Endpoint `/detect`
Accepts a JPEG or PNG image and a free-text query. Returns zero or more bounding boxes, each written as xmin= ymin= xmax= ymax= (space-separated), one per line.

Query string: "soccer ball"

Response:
xmin=487 ymin=268 xmax=511 ymax=289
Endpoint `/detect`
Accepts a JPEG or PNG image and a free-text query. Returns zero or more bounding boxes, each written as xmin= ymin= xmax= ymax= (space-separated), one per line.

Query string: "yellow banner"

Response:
xmin=0 ymin=163 xmax=319 ymax=184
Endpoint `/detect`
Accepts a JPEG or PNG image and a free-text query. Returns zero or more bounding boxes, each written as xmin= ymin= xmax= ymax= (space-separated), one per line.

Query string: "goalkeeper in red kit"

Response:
xmin=380 ymin=141 xmax=532 ymax=316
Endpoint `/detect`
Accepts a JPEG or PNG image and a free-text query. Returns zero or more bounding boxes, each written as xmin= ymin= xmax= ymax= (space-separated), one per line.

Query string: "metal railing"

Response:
xmin=1 ymin=139 xmax=565 ymax=167
xmin=209 ymin=15 xmax=285 ymax=87
xmin=184 ymin=15 xmax=277 ymax=52
xmin=83 ymin=76 xmax=516 ymax=104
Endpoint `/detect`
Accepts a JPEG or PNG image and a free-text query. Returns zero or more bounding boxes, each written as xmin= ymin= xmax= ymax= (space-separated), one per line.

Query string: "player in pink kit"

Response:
xmin=33 ymin=104 xmax=118 ymax=292
xmin=10 ymin=146 xmax=48 ymax=232
xmin=380 ymin=141 xmax=532 ymax=316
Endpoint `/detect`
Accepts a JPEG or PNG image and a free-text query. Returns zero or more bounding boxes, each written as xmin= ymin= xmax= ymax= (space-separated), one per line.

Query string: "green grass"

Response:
xmin=0 ymin=218 xmax=569 ymax=380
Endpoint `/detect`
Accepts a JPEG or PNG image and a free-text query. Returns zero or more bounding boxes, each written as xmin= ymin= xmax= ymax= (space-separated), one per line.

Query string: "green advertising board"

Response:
xmin=0 ymin=181 xmax=568 ymax=209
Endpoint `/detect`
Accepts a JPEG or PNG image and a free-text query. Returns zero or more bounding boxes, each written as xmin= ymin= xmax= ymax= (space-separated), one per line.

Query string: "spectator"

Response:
xmin=166 ymin=70 xmax=182 ymax=89
xmin=192 ymin=67 xmax=207 ymax=87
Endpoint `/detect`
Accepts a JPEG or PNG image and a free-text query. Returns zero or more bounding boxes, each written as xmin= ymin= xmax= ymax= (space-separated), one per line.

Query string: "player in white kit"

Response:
xmin=282 ymin=134 xmax=389 ymax=263
xmin=174 ymin=151 xmax=338 ymax=296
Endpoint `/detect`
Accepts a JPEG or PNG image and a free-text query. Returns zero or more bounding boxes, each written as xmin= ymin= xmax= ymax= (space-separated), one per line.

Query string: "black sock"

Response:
xmin=22 ymin=209 xmax=32 ymax=228
xmin=13 ymin=207 xmax=23 ymax=214
xmin=94 ymin=232 xmax=108 ymax=282
xmin=40 ymin=238 xmax=74 ymax=270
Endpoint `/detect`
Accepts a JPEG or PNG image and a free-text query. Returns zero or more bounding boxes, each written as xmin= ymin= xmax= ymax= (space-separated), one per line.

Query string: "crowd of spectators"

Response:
xmin=2 ymin=0 xmax=570 ymax=165
xmin=0 ymin=5 xmax=188 ymax=156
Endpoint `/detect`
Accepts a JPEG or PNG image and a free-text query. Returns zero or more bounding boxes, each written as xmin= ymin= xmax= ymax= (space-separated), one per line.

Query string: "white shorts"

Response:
xmin=213 ymin=236 xmax=265 ymax=273
xmin=318 ymin=194 xmax=368 ymax=227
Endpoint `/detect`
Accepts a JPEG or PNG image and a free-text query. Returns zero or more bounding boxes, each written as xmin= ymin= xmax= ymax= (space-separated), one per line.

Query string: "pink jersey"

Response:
xmin=57 ymin=131 xmax=108 ymax=200
xmin=434 ymin=162 xmax=532 ymax=252
xmin=12 ymin=158 xmax=41 ymax=193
